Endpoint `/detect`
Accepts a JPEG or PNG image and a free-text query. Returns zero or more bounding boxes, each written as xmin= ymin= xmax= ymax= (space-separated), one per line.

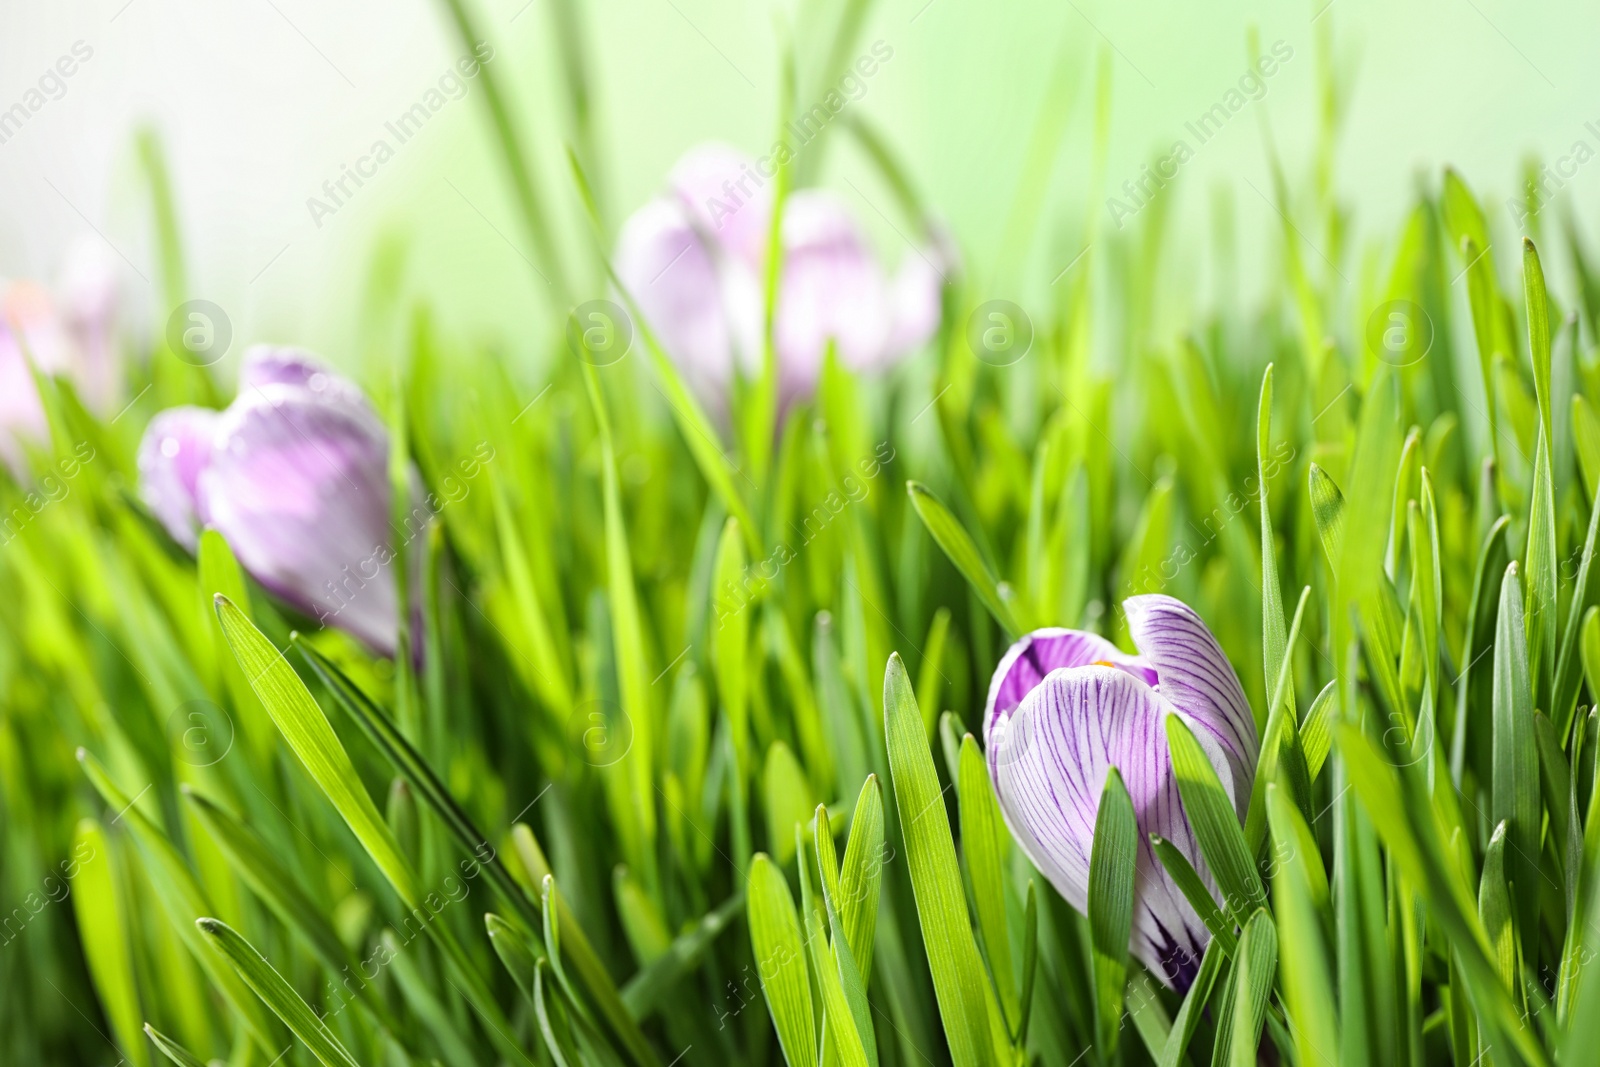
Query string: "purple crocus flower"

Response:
xmin=614 ymin=143 xmax=945 ymax=409
xmin=982 ymin=595 xmax=1259 ymax=989
xmin=138 ymin=346 xmax=409 ymax=656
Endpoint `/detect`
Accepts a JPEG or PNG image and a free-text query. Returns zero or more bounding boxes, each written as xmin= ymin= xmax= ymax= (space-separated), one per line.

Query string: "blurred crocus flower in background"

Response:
xmin=0 ymin=239 xmax=122 ymax=476
xmin=138 ymin=346 xmax=410 ymax=656
xmin=982 ymin=595 xmax=1259 ymax=990
xmin=613 ymin=142 xmax=946 ymax=407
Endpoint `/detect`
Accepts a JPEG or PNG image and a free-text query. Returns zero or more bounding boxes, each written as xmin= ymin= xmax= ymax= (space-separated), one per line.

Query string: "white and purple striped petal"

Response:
xmin=987 ymin=666 xmax=1225 ymax=989
xmin=983 ymin=627 xmax=1156 ymax=747
xmin=1124 ymin=595 xmax=1257 ymax=817
xmin=982 ymin=596 xmax=1256 ymax=989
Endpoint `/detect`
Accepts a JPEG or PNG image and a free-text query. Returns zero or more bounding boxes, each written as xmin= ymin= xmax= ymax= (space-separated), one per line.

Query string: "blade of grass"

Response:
xmin=1087 ymin=767 xmax=1137 ymax=1054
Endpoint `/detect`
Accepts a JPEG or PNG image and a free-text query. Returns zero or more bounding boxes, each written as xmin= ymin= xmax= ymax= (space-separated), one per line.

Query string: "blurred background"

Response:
xmin=3 ymin=0 xmax=1595 ymax=377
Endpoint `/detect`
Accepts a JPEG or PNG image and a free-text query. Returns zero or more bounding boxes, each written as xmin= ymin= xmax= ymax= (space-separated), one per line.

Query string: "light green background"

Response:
xmin=0 ymin=0 xmax=1593 ymax=377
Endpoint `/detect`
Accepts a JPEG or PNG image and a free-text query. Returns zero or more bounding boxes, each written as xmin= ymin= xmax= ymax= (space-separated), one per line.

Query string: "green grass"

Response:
xmin=7 ymin=3 xmax=1600 ymax=1066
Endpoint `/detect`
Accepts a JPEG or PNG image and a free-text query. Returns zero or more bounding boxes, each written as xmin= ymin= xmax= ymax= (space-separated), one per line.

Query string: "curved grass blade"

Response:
xmin=883 ymin=653 xmax=999 ymax=1067
xmin=72 ymin=819 xmax=148 ymax=1067
xmin=1087 ymin=767 xmax=1137 ymax=1054
xmin=143 ymin=1024 xmax=207 ymax=1067
xmin=1222 ymin=911 xmax=1277 ymax=1067
xmin=907 ymin=482 xmax=1020 ymax=637
xmin=1266 ymin=784 xmax=1338 ymax=1067
xmin=508 ymin=826 xmax=656 ymax=1065
xmin=77 ymin=751 xmax=279 ymax=1052
xmin=216 ymin=598 xmax=538 ymax=1067
xmin=620 ymin=892 xmax=744 ymax=1018
xmin=1491 ymin=563 xmax=1541 ymax=961
xmin=295 ymin=638 xmax=539 ymax=927
xmin=1166 ymin=716 xmax=1266 ymax=921
xmin=837 ymin=774 xmax=885 ymax=983
xmin=196 ymin=918 xmax=361 ymax=1067
xmin=958 ymin=735 xmax=1017 ymax=1029
xmin=747 ymin=853 xmax=816 ymax=1067
xmin=1157 ymin=943 xmax=1225 ymax=1067
xmin=181 ymin=786 xmax=396 ymax=1029
xmin=1150 ymin=834 xmax=1238 ymax=958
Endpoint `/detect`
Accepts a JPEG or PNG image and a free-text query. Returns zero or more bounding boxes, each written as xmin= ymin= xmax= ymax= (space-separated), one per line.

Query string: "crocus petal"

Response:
xmin=197 ymin=381 xmax=400 ymax=656
xmin=238 ymin=344 xmax=369 ymax=406
xmin=0 ymin=283 xmax=73 ymax=478
xmin=137 ymin=406 xmax=221 ymax=551
xmin=614 ymin=198 xmax=760 ymax=401
xmin=773 ymin=191 xmax=895 ymax=394
xmin=1124 ymin=595 xmax=1257 ymax=815
xmin=667 ymin=142 xmax=771 ymax=267
xmin=987 ymin=666 xmax=1230 ymax=989
xmin=880 ymin=249 xmax=945 ymax=365
xmin=984 ymin=627 xmax=1157 ymax=747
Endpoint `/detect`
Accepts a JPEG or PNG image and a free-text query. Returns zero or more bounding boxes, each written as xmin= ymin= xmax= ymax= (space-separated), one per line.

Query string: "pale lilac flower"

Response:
xmin=614 ymin=143 xmax=944 ymax=408
xmin=139 ymin=345 xmax=409 ymax=656
xmin=983 ymin=596 xmax=1258 ymax=989
xmin=137 ymin=407 xmax=220 ymax=552
xmin=0 ymin=244 xmax=122 ymax=476
xmin=0 ymin=281 xmax=74 ymax=476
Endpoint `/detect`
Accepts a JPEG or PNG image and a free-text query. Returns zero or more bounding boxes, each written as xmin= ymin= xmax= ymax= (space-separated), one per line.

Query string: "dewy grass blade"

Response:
xmin=747 ymin=854 xmax=816 ymax=1067
xmin=1086 ymin=766 xmax=1136 ymax=1054
xmin=196 ymin=918 xmax=362 ymax=1067
xmin=1166 ymin=715 xmax=1266 ymax=921
xmin=882 ymin=653 xmax=999 ymax=1067
xmin=1150 ymin=834 xmax=1238 ymax=957
xmin=72 ymin=819 xmax=148 ymax=1067
xmin=907 ymin=482 xmax=1021 ymax=638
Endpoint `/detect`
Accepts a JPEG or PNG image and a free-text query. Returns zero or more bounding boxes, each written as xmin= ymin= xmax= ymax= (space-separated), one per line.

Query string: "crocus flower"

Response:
xmin=983 ymin=596 xmax=1258 ymax=989
xmin=138 ymin=346 xmax=410 ymax=656
xmin=0 ymin=241 xmax=123 ymax=477
xmin=613 ymin=142 xmax=944 ymax=408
